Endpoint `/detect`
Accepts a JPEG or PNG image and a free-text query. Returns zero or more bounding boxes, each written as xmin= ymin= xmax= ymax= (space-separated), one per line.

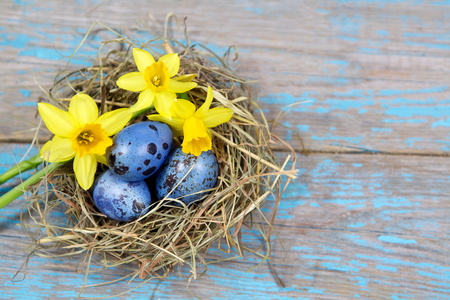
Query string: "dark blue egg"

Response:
xmin=107 ymin=121 xmax=173 ymax=181
xmin=93 ymin=169 xmax=152 ymax=222
xmin=154 ymin=148 xmax=219 ymax=206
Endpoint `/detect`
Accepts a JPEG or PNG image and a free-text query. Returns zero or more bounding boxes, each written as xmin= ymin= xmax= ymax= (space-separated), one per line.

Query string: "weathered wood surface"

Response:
xmin=2 ymin=144 xmax=448 ymax=299
xmin=2 ymin=0 xmax=450 ymax=154
xmin=0 ymin=0 xmax=449 ymax=299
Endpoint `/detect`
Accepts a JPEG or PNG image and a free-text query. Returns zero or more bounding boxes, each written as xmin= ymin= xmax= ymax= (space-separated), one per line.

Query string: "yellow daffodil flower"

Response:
xmin=148 ymin=87 xmax=233 ymax=156
xmin=117 ymin=48 xmax=197 ymax=119
xmin=38 ymin=94 xmax=132 ymax=190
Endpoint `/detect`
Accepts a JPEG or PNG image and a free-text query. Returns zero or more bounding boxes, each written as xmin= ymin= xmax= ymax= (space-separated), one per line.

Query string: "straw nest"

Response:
xmin=20 ymin=22 xmax=298 ymax=292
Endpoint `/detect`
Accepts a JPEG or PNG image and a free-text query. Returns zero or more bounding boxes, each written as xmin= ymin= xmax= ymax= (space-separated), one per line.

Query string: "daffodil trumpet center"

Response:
xmin=181 ymin=117 xmax=212 ymax=156
xmin=71 ymin=123 xmax=112 ymax=157
xmin=144 ymin=61 xmax=170 ymax=92
xmin=77 ymin=130 xmax=95 ymax=145
xmin=152 ymin=75 xmax=161 ymax=87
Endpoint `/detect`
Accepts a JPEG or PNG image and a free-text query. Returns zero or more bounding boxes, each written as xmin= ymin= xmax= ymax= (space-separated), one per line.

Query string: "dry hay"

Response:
xmin=19 ymin=20 xmax=297 ymax=296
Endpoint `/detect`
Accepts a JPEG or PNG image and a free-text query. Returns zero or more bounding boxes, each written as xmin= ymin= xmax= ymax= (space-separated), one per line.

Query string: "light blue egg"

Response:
xmin=154 ymin=148 xmax=219 ymax=206
xmin=107 ymin=121 xmax=173 ymax=181
xmin=93 ymin=169 xmax=152 ymax=222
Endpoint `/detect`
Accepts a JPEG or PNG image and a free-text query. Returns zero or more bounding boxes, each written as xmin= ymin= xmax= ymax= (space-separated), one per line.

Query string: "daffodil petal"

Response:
xmin=40 ymin=136 xmax=76 ymax=162
xmin=170 ymin=99 xmax=196 ymax=119
xmin=69 ymin=94 xmax=98 ymax=126
xmin=158 ymin=53 xmax=180 ymax=77
xmin=94 ymin=154 xmax=107 ymax=165
xmin=168 ymin=79 xmax=197 ymax=93
xmin=173 ymin=74 xmax=197 ymax=82
xmin=73 ymin=154 xmax=97 ymax=190
xmin=133 ymin=48 xmax=155 ymax=74
xmin=130 ymin=88 xmax=155 ymax=112
xmin=117 ymin=72 xmax=147 ymax=92
xmin=40 ymin=140 xmax=53 ymax=160
xmin=195 ymin=86 xmax=214 ymax=120
xmin=182 ymin=117 xmax=211 ymax=156
xmin=147 ymin=114 xmax=184 ymax=136
xmin=96 ymin=108 xmax=132 ymax=136
xmin=201 ymin=107 xmax=233 ymax=128
xmin=154 ymin=90 xmax=176 ymax=119
xmin=38 ymin=103 xmax=77 ymax=137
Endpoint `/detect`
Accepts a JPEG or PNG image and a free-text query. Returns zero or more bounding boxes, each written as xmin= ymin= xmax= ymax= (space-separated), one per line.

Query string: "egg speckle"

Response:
xmin=106 ymin=121 xmax=173 ymax=181
xmin=93 ymin=169 xmax=152 ymax=222
xmin=154 ymin=148 xmax=219 ymax=206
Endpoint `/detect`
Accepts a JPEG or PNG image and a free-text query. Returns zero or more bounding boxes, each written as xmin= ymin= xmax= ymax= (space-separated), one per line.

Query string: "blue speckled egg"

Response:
xmin=93 ymin=169 xmax=152 ymax=222
xmin=154 ymin=148 xmax=219 ymax=206
xmin=107 ymin=121 xmax=173 ymax=181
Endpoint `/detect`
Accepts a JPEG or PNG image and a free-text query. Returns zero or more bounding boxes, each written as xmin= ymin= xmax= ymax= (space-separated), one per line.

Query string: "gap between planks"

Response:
xmin=271 ymin=147 xmax=450 ymax=158
xmin=2 ymin=139 xmax=449 ymax=158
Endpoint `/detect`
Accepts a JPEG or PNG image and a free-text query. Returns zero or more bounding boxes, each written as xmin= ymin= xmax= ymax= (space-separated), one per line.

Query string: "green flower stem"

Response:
xmin=131 ymin=105 xmax=154 ymax=119
xmin=0 ymin=161 xmax=64 ymax=209
xmin=0 ymin=153 xmax=43 ymax=185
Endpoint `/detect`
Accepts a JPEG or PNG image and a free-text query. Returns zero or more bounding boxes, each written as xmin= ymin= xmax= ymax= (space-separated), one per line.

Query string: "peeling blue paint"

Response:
xmin=351 ymin=260 xmax=368 ymax=268
xmin=383 ymin=118 xmax=428 ymax=124
xmin=329 ymin=14 xmax=364 ymax=36
xmin=296 ymin=124 xmax=310 ymax=132
xmin=302 ymin=255 xmax=341 ymax=261
xmin=322 ymin=261 xmax=360 ymax=272
xmin=19 ymin=89 xmax=31 ymax=97
xmin=373 ymin=197 xmax=415 ymax=209
xmin=358 ymin=46 xmax=381 ymax=54
xmin=260 ymin=85 xmax=448 ymax=150
xmin=353 ymin=276 xmax=369 ymax=287
xmin=431 ymin=118 xmax=450 ymax=127
xmin=418 ymin=270 xmax=450 ymax=281
xmin=377 ymin=30 xmax=389 ymax=36
xmin=14 ymin=101 xmax=37 ymax=107
xmin=245 ymin=6 xmax=264 ymax=15
xmin=405 ymin=137 xmax=425 ymax=148
xmin=282 ymin=121 xmax=292 ymax=141
xmin=320 ymin=246 xmax=342 ymax=252
xmin=316 ymin=8 xmax=329 ymax=14
xmin=303 ymin=287 xmax=326 ymax=295
xmin=404 ymin=40 xmax=450 ymax=50
xmin=377 ymin=265 xmax=398 ymax=272
xmin=1 ymin=1 xmax=450 ymax=290
xmin=348 ymin=223 xmax=366 ymax=228
xmin=378 ymin=86 xmax=447 ymax=97
xmin=383 ymin=103 xmax=449 ymax=118
xmin=355 ymin=254 xmax=448 ymax=270
xmin=371 ymin=128 xmax=392 ymax=133
xmin=378 ymin=235 xmax=416 ymax=245
xmin=14 ymin=0 xmax=35 ymax=6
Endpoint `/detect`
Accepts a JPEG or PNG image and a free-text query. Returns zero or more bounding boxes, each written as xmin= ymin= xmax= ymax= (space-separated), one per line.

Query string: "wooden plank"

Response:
xmin=1 ymin=145 xmax=448 ymax=299
xmin=1 ymin=0 xmax=449 ymax=153
xmin=0 ymin=0 xmax=449 ymax=299
xmin=0 ymin=143 xmax=38 ymax=191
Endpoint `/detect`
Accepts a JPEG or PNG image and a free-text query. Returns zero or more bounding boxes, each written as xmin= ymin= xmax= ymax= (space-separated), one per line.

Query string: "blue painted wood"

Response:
xmin=0 ymin=0 xmax=449 ymax=299
xmin=1 ymin=147 xmax=448 ymax=299
xmin=1 ymin=0 xmax=450 ymax=153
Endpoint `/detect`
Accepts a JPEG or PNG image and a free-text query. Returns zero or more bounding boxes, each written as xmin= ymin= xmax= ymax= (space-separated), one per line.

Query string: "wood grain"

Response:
xmin=1 ymin=145 xmax=448 ymax=299
xmin=1 ymin=0 xmax=449 ymax=153
xmin=0 ymin=0 xmax=449 ymax=299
